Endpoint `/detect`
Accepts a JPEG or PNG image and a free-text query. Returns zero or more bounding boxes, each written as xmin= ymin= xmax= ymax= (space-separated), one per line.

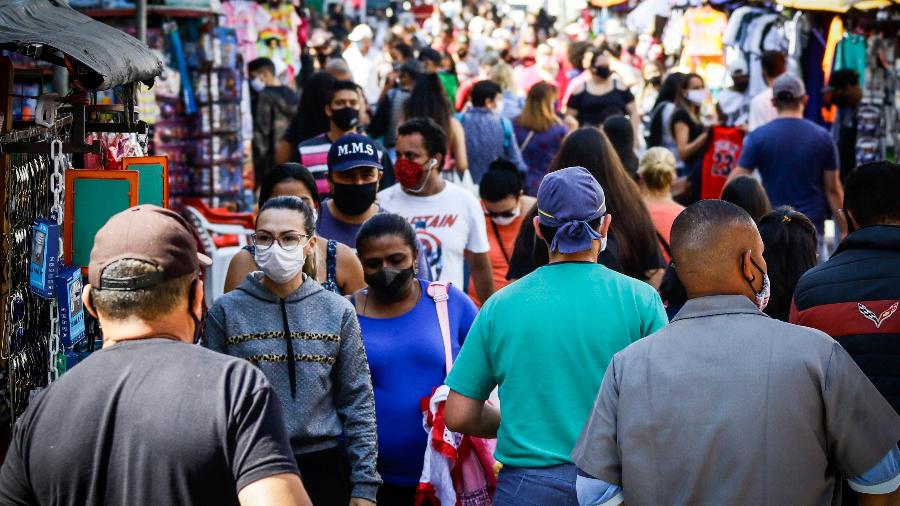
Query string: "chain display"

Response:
xmin=1 ymin=126 xmax=70 ymax=423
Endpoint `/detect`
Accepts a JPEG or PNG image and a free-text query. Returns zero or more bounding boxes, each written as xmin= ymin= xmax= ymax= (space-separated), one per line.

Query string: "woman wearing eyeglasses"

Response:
xmin=468 ymin=159 xmax=536 ymax=305
xmin=205 ymin=195 xmax=380 ymax=506
xmin=224 ymin=163 xmax=365 ymax=295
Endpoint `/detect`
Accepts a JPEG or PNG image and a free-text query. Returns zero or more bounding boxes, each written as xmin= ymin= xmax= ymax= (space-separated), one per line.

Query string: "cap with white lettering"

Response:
xmin=327 ymin=133 xmax=384 ymax=173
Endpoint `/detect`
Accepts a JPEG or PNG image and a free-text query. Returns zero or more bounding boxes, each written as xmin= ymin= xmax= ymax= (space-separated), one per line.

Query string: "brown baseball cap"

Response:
xmin=88 ymin=205 xmax=212 ymax=290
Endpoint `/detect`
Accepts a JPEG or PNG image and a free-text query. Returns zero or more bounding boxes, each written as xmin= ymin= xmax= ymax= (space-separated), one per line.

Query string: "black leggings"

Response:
xmin=295 ymin=446 xmax=352 ymax=506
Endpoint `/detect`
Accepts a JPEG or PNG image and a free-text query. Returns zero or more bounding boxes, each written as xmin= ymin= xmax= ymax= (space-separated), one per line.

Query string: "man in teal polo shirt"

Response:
xmin=444 ymin=166 xmax=667 ymax=505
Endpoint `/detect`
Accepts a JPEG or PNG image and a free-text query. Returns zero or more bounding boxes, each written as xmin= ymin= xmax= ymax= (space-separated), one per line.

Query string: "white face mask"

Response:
xmin=255 ymin=243 xmax=306 ymax=284
xmin=686 ymin=89 xmax=707 ymax=106
xmin=251 ymin=77 xmax=266 ymax=93
xmin=489 ymin=203 xmax=520 ymax=226
xmin=600 ymin=234 xmax=608 ymax=252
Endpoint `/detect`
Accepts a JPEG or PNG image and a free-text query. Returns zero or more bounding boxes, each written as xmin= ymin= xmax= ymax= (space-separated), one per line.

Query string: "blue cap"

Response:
xmin=327 ymin=133 xmax=384 ymax=173
xmin=537 ymin=166 xmax=607 ymax=254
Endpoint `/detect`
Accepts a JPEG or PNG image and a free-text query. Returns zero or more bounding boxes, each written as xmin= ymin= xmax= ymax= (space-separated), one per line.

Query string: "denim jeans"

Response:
xmin=493 ymin=464 xmax=579 ymax=506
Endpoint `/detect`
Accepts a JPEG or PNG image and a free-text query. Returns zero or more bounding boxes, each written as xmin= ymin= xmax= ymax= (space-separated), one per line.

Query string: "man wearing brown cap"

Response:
xmin=0 ymin=205 xmax=311 ymax=506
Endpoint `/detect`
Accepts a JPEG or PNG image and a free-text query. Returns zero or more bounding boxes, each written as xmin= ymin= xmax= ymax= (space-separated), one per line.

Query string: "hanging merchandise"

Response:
xmin=834 ymin=33 xmax=867 ymax=85
xmin=700 ymin=126 xmax=745 ymax=200
xmin=28 ymin=219 xmax=60 ymax=299
xmin=55 ymin=266 xmax=86 ymax=349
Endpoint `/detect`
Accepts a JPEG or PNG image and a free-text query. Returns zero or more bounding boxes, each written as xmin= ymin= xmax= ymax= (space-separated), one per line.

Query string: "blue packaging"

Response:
xmin=29 ymin=219 xmax=60 ymax=298
xmin=55 ymin=266 xmax=86 ymax=348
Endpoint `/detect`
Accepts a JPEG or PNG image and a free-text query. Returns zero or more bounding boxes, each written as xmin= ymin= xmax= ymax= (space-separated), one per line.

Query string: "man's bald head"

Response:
xmin=671 ymin=200 xmax=766 ymax=300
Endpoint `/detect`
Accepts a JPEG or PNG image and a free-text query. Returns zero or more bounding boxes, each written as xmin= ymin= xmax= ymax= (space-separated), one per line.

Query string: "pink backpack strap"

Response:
xmin=426 ymin=281 xmax=454 ymax=375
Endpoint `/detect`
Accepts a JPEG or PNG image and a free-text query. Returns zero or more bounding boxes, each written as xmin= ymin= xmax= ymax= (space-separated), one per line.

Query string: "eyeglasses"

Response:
xmin=252 ymin=232 xmax=312 ymax=251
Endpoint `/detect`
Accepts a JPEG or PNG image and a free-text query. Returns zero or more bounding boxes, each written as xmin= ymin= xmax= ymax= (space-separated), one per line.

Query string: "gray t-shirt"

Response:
xmin=0 ymin=338 xmax=299 ymax=505
xmin=572 ymin=295 xmax=900 ymax=505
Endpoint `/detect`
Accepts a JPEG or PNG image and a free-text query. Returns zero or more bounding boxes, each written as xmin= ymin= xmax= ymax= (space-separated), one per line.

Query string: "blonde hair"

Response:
xmin=490 ymin=62 xmax=515 ymax=92
xmin=518 ymin=81 xmax=562 ymax=133
xmin=638 ymin=147 xmax=677 ymax=191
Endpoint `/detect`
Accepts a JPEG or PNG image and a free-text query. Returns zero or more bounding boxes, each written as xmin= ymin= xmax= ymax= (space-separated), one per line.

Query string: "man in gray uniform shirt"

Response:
xmin=572 ymin=200 xmax=900 ymax=506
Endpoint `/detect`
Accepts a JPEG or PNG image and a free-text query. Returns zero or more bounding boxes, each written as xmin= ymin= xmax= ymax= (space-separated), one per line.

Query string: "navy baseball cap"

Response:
xmin=537 ymin=166 xmax=607 ymax=253
xmin=327 ymin=133 xmax=384 ymax=173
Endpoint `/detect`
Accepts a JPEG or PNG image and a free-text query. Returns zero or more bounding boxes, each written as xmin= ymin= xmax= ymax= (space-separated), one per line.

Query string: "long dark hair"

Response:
xmin=602 ymin=115 xmax=638 ymax=178
xmin=721 ymin=176 xmax=772 ymax=222
xmin=259 ymin=163 xmax=320 ymax=208
xmin=548 ymin=127 xmax=661 ymax=281
xmin=404 ymin=73 xmax=453 ymax=135
xmin=757 ymin=207 xmax=817 ymax=321
xmin=648 ymin=72 xmax=686 ymax=147
xmin=287 ymin=72 xmax=336 ymax=144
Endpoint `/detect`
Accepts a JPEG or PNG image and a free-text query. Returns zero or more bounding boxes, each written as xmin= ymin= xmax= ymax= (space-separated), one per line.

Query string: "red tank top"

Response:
xmin=701 ymin=126 xmax=744 ymax=200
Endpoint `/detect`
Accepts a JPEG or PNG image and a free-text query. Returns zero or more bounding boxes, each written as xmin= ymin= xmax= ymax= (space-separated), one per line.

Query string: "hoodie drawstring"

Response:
xmin=279 ymin=299 xmax=297 ymax=398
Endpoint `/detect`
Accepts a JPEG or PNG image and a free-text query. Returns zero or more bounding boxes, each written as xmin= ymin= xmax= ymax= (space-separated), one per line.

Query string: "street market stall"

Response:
xmin=0 ymin=0 xmax=163 ymax=435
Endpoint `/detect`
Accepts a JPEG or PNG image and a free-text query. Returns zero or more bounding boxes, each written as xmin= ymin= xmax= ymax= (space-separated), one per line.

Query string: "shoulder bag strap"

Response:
xmin=426 ymin=281 xmax=454 ymax=375
xmin=490 ymin=220 xmax=511 ymax=266
xmin=519 ymin=130 xmax=536 ymax=152
xmin=656 ymin=231 xmax=672 ymax=259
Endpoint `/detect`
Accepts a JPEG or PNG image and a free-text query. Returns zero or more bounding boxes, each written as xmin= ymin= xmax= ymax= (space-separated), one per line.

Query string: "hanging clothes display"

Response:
xmin=834 ymin=33 xmax=867 ymax=85
xmin=722 ymin=6 xmax=789 ymax=97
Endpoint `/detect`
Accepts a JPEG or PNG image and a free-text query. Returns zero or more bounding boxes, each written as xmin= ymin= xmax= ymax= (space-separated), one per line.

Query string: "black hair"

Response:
xmin=405 ymin=73 xmax=453 ymax=134
xmin=259 ymin=163 xmax=320 ymax=208
xmin=418 ymin=47 xmax=443 ymax=65
xmin=720 ymin=175 xmax=772 ymax=222
xmin=654 ymin=72 xmax=686 ymax=109
xmin=471 ymin=80 xmax=503 ymax=107
xmin=393 ymin=42 xmax=414 ymax=60
xmin=538 ymin=216 xmax=604 ymax=253
xmin=648 ymin=72 xmax=686 ymax=148
xmin=761 ymin=51 xmax=786 ymax=79
xmin=479 ymin=158 xmax=523 ymax=202
xmin=356 ymin=213 xmax=418 ymax=255
xmin=602 ymin=115 xmax=638 ymax=177
xmin=829 ymin=69 xmax=860 ymax=89
xmin=259 ymin=196 xmax=317 ymax=236
xmin=327 ymin=80 xmax=360 ymax=106
xmin=670 ymin=199 xmax=755 ymax=262
xmin=757 ymin=207 xmax=817 ymax=322
xmin=248 ymin=57 xmax=276 ymax=76
xmin=397 ymin=118 xmax=448 ymax=158
xmin=844 ymin=161 xmax=900 ymax=228
xmin=287 ymin=71 xmax=335 ymax=143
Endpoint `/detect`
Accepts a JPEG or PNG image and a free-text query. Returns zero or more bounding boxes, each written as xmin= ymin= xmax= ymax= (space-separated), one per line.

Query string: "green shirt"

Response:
xmin=445 ymin=262 xmax=667 ymax=468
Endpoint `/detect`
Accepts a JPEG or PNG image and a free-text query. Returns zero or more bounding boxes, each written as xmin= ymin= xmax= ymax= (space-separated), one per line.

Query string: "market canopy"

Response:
xmin=777 ymin=0 xmax=896 ymax=11
xmin=0 ymin=0 xmax=162 ymax=90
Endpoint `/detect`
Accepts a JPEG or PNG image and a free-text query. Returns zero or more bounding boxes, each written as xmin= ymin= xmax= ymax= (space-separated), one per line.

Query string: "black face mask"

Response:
xmin=332 ymin=181 xmax=378 ymax=216
xmin=648 ymin=76 xmax=662 ymax=87
xmin=593 ymin=65 xmax=611 ymax=79
xmin=366 ymin=266 xmax=415 ymax=303
xmin=331 ymin=107 xmax=359 ymax=131
xmin=733 ymin=81 xmax=750 ymax=93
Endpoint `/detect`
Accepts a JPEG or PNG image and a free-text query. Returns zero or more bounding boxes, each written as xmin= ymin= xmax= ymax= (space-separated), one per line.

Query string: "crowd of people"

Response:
xmin=2 ymin=3 xmax=900 ymax=506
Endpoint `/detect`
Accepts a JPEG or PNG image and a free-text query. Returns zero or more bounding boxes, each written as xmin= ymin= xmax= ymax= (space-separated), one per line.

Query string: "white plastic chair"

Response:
xmin=183 ymin=206 xmax=252 ymax=304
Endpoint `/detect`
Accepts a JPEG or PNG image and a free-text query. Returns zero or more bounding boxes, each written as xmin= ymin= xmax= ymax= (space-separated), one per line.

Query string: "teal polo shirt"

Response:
xmin=445 ymin=262 xmax=667 ymax=468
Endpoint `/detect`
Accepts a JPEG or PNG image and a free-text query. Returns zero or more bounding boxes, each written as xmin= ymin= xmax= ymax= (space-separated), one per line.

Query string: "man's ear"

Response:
xmin=325 ymin=104 xmax=333 ymax=118
xmin=740 ymin=250 xmax=756 ymax=282
xmin=599 ymin=214 xmax=612 ymax=238
xmin=533 ymin=216 xmax=544 ymax=240
xmin=190 ymin=279 xmax=205 ymax=319
xmin=82 ymin=284 xmax=98 ymax=318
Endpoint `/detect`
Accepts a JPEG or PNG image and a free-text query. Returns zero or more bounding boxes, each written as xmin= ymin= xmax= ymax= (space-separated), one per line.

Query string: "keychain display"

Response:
xmin=55 ymin=266 xmax=86 ymax=348
xmin=28 ymin=218 xmax=60 ymax=299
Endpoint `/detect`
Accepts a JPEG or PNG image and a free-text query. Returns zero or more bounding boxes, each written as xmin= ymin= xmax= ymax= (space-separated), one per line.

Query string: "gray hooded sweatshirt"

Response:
xmin=204 ymin=273 xmax=380 ymax=501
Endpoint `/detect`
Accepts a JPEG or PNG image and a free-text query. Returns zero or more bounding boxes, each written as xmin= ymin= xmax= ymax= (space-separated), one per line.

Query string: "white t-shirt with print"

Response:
xmin=378 ymin=181 xmax=490 ymax=287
